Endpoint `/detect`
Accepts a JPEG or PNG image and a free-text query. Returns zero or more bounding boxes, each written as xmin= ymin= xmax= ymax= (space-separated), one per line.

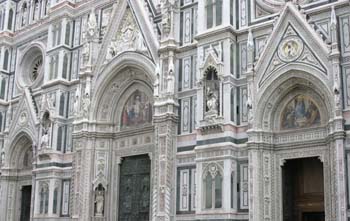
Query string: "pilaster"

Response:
xmin=153 ymin=3 xmax=179 ymax=218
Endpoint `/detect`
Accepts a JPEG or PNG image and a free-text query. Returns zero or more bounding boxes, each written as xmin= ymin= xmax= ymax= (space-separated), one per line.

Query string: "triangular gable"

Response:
xmin=94 ymin=0 xmax=159 ymax=74
xmin=255 ymin=3 xmax=330 ymax=88
xmin=105 ymin=7 xmax=151 ymax=60
xmin=7 ymin=89 xmax=39 ymax=141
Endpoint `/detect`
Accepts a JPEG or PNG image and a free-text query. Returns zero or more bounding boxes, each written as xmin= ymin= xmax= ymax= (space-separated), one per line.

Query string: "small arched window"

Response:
xmin=56 ymin=126 xmax=63 ymax=151
xmin=65 ymin=22 xmax=71 ymax=45
xmin=39 ymin=183 xmax=49 ymax=214
xmin=59 ymin=93 xmax=65 ymax=116
xmin=62 ymin=54 xmax=68 ymax=79
xmin=0 ymin=112 xmax=3 ymax=132
xmin=3 ymin=50 xmax=9 ymax=71
xmin=53 ymin=187 xmax=59 ymax=214
xmin=203 ymin=166 xmax=223 ymax=209
xmin=215 ymin=0 xmax=223 ymax=26
xmin=7 ymin=9 xmax=13 ymax=30
xmin=0 ymin=10 xmax=3 ymax=30
xmin=206 ymin=0 xmax=222 ymax=29
xmin=49 ymin=56 xmax=54 ymax=80
xmin=206 ymin=0 xmax=214 ymax=29
xmin=0 ymin=77 xmax=6 ymax=99
xmin=230 ymin=87 xmax=235 ymax=122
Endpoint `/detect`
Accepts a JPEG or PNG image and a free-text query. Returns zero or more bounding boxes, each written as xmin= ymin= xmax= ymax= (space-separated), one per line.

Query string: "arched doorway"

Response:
xmin=248 ymin=71 xmax=337 ymax=221
xmin=2 ymin=133 xmax=34 ymax=221
xmin=90 ymin=60 xmax=156 ymax=220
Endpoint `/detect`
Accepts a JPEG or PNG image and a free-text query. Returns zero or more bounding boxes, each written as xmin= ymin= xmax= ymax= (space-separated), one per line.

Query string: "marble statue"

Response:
xmin=41 ymin=131 xmax=49 ymax=148
xmin=206 ymin=90 xmax=218 ymax=113
xmin=95 ymin=189 xmax=104 ymax=216
xmin=82 ymin=93 xmax=90 ymax=118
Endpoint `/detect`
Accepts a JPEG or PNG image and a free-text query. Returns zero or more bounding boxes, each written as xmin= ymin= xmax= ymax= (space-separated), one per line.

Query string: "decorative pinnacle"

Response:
xmin=247 ymin=29 xmax=254 ymax=50
xmin=331 ymin=6 xmax=337 ymax=27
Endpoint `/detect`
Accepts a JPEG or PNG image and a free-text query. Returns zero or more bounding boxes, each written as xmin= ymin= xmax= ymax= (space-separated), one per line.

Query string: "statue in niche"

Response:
xmin=41 ymin=112 xmax=51 ymax=149
xmin=204 ymin=66 xmax=220 ymax=115
xmin=121 ymin=90 xmax=152 ymax=128
xmin=73 ymin=88 xmax=80 ymax=116
xmin=281 ymin=95 xmax=320 ymax=129
xmin=167 ymin=64 xmax=175 ymax=94
xmin=82 ymin=92 xmax=90 ymax=118
xmin=154 ymin=72 xmax=160 ymax=97
xmin=206 ymin=87 xmax=218 ymax=113
xmin=41 ymin=131 xmax=49 ymax=149
xmin=94 ymin=184 xmax=105 ymax=217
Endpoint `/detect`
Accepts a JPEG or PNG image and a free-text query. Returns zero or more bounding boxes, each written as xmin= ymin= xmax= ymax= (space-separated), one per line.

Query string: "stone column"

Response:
xmin=330 ymin=6 xmax=347 ymax=221
xmin=247 ymin=147 xmax=262 ymax=221
xmin=152 ymin=97 xmax=178 ymax=221
xmin=153 ymin=6 xmax=179 ymax=217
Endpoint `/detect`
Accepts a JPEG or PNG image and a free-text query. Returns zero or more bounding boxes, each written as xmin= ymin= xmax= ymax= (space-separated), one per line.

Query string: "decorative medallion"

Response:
xmin=278 ymin=37 xmax=303 ymax=62
xmin=19 ymin=111 xmax=28 ymax=125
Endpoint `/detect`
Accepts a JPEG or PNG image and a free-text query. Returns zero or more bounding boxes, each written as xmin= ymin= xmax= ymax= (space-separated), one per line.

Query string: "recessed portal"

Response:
xmin=20 ymin=185 xmax=32 ymax=221
xmin=282 ymin=157 xmax=324 ymax=221
xmin=118 ymin=154 xmax=151 ymax=221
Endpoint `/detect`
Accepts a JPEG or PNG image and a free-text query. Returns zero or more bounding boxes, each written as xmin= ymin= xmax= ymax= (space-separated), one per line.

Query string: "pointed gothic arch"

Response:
xmin=91 ymin=52 xmax=156 ymax=122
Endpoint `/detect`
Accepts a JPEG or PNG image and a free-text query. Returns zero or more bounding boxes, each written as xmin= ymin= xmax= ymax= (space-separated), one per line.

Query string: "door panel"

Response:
xmin=282 ymin=157 xmax=325 ymax=221
xmin=20 ymin=185 xmax=32 ymax=221
xmin=119 ymin=155 xmax=151 ymax=221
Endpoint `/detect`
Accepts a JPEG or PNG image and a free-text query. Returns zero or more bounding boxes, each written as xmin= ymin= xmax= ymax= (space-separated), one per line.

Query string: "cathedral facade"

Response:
xmin=0 ymin=0 xmax=349 ymax=220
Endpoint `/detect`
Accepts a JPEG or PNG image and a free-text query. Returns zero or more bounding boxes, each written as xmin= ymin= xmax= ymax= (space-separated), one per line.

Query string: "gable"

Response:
xmin=259 ymin=25 xmax=327 ymax=87
xmin=255 ymin=3 xmax=331 ymax=88
xmin=105 ymin=7 xmax=150 ymax=61
xmin=7 ymin=89 xmax=39 ymax=142
xmin=94 ymin=0 xmax=159 ymax=74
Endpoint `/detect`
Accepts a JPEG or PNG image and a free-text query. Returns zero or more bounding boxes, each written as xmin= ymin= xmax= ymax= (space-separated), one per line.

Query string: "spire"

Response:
xmin=329 ymin=6 xmax=339 ymax=55
xmin=247 ymin=29 xmax=254 ymax=50
xmin=331 ymin=6 xmax=337 ymax=27
xmin=247 ymin=29 xmax=255 ymax=72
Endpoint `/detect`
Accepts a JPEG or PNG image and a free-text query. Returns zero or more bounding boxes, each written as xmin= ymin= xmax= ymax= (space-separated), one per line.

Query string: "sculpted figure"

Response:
xmin=82 ymin=93 xmax=90 ymax=118
xmin=41 ymin=130 xmax=49 ymax=148
xmin=95 ymin=190 xmax=104 ymax=216
xmin=206 ymin=86 xmax=219 ymax=113
xmin=154 ymin=72 xmax=160 ymax=97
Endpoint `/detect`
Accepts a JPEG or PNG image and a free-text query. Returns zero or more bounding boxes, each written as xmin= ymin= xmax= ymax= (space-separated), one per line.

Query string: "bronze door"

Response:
xmin=20 ymin=185 xmax=32 ymax=221
xmin=118 ymin=155 xmax=151 ymax=221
